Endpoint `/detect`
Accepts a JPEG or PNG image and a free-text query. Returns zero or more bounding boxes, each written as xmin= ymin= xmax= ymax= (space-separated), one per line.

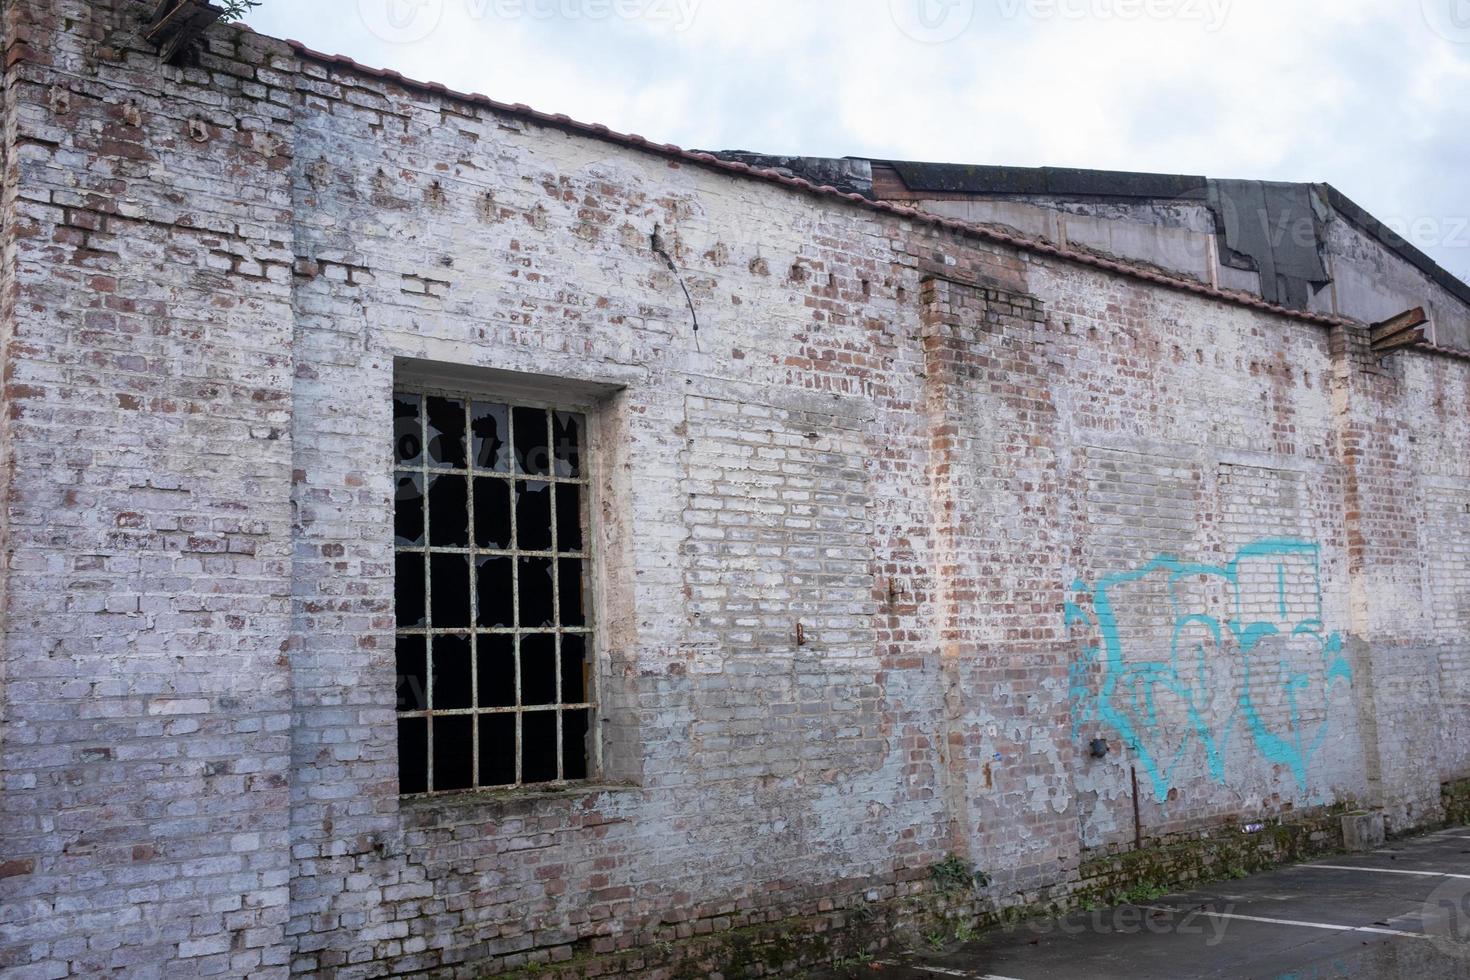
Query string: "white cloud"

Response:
xmin=247 ymin=0 xmax=1470 ymax=277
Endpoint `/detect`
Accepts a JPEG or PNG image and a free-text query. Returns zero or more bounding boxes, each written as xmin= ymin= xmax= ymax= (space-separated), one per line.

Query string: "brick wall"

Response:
xmin=1037 ymin=259 xmax=1370 ymax=849
xmin=1 ymin=2 xmax=297 ymax=976
xmin=1335 ymin=335 xmax=1470 ymax=832
xmin=1 ymin=2 xmax=1468 ymax=977
xmin=917 ymin=274 xmax=1079 ymax=892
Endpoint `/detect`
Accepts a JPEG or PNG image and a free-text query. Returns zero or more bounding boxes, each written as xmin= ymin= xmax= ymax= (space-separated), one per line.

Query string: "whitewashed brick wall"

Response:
xmin=1 ymin=2 xmax=1467 ymax=976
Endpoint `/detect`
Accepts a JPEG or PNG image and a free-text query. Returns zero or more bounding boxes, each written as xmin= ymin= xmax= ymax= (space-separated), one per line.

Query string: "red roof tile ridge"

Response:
xmin=1414 ymin=340 xmax=1470 ymax=362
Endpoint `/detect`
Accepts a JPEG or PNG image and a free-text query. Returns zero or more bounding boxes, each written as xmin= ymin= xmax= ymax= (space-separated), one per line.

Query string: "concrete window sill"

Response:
xmin=397 ymin=782 xmax=641 ymax=823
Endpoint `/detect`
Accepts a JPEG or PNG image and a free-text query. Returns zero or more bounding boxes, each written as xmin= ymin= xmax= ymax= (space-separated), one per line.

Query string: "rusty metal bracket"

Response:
xmin=146 ymin=0 xmax=224 ymax=66
xmin=1369 ymin=306 xmax=1429 ymax=355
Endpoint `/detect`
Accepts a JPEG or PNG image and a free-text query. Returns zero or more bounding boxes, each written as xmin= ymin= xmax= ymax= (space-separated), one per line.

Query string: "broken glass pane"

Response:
xmin=398 ymin=717 xmax=428 ymax=794
xmin=429 ymin=553 xmax=471 ymax=629
xmin=521 ymin=711 xmax=557 ymax=783
xmin=428 ymin=473 xmax=469 ymax=547
xmin=518 ymin=556 xmax=555 ymax=628
xmin=520 ymin=633 xmax=557 ymax=706
xmin=395 ymin=552 xmax=426 ymax=629
xmin=561 ymin=634 xmax=587 ymax=704
xmin=474 ymin=478 xmax=512 ymax=549
xmin=427 ymin=396 xmax=467 ymax=469
xmin=395 ymin=394 xmax=423 ymax=466
xmin=475 ymin=556 xmax=514 ymax=628
xmin=472 ymin=402 xmax=511 ymax=472
xmin=559 ymin=558 xmax=585 ymax=628
xmin=433 ymin=634 xmax=473 ymax=710
xmin=432 ymin=715 xmax=473 ymax=791
xmin=479 ymin=713 xmax=516 ymax=787
xmin=396 ymin=635 xmax=427 ymax=711
xmin=395 ymin=473 xmax=425 ymax=547
xmin=516 ymin=481 xmax=553 ymax=551
xmin=553 ymin=411 xmax=582 ymax=478
xmin=555 ymin=483 xmax=582 ymax=553
xmin=397 ymin=389 xmax=596 ymax=792
xmin=477 ymin=633 xmax=515 ymax=708
xmin=514 ymin=406 xmax=550 ymax=476
xmin=563 ymin=709 xmax=590 ymax=780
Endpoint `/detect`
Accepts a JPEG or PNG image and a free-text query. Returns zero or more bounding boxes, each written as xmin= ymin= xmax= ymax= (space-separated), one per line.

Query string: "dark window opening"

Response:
xmin=394 ymin=389 xmax=594 ymax=793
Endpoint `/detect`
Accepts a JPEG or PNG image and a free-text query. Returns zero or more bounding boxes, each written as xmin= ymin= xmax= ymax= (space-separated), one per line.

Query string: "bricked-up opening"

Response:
xmin=394 ymin=389 xmax=594 ymax=793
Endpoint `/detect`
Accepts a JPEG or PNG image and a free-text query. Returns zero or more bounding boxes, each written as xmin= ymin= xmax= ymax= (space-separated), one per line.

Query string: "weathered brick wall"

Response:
xmin=917 ymin=274 xmax=1079 ymax=893
xmin=1 ymin=1 xmax=298 ymax=976
xmin=281 ymin=57 xmax=1019 ymax=969
xmin=1335 ymin=334 xmax=1470 ymax=832
xmin=0 ymin=0 xmax=18 ymax=793
xmin=1446 ymin=778 xmax=1470 ymax=827
xmin=2 ymin=3 xmax=1468 ymax=978
xmin=1036 ymin=260 xmax=1368 ymax=849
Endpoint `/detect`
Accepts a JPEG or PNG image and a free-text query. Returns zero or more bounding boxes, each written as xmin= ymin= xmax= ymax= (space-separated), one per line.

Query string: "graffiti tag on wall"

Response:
xmin=1066 ymin=538 xmax=1353 ymax=801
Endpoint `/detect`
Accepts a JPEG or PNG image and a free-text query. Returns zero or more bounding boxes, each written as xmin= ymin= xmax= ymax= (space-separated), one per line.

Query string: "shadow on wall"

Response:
xmin=1066 ymin=539 xmax=1354 ymax=801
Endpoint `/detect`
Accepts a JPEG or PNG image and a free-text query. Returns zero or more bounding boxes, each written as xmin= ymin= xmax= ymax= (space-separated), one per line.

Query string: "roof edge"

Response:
xmin=884 ymin=161 xmax=1210 ymax=200
xmin=1320 ymin=184 xmax=1470 ymax=309
xmin=283 ymin=39 xmax=1360 ymax=332
xmin=880 ymin=161 xmax=1470 ymax=311
xmin=1413 ymin=339 xmax=1470 ymax=363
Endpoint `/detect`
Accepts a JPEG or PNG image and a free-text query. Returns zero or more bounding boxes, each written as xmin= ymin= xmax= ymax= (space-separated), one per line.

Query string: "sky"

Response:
xmin=245 ymin=0 xmax=1470 ymax=281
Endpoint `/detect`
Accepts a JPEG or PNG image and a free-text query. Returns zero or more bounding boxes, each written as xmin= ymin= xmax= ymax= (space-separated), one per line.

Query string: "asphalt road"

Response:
xmin=820 ymin=826 xmax=1470 ymax=979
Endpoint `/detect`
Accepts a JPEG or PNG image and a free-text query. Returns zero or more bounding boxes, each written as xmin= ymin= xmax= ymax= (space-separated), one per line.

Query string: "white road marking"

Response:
xmin=873 ymin=855 xmax=1470 ymax=979
xmin=875 ymin=964 xmax=968 ymax=977
xmin=875 ymin=964 xmax=1023 ymax=980
xmin=1139 ymin=905 xmax=1427 ymax=939
xmin=1304 ymin=864 xmax=1470 ymax=880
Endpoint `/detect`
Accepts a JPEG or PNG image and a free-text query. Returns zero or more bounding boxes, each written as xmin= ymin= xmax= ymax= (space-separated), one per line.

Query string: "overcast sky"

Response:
xmin=246 ymin=0 xmax=1470 ymax=281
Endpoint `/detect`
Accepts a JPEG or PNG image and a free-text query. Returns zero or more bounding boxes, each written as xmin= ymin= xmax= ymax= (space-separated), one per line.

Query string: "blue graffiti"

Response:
xmin=1066 ymin=538 xmax=1353 ymax=801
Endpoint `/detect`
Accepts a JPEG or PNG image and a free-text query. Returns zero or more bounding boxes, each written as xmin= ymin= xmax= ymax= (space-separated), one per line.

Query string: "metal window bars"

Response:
xmin=393 ymin=389 xmax=594 ymax=794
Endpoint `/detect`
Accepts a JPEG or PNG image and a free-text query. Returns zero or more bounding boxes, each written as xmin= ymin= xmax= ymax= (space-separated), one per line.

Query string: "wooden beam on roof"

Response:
xmin=1369 ymin=306 xmax=1429 ymax=354
xmin=146 ymin=0 xmax=224 ymax=66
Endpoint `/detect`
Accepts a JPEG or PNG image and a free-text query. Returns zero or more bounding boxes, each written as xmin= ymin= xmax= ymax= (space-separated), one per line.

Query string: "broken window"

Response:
xmin=394 ymin=389 xmax=594 ymax=794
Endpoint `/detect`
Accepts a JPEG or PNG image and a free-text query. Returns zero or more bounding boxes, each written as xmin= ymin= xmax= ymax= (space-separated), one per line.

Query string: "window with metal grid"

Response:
xmin=393 ymin=389 xmax=593 ymax=794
